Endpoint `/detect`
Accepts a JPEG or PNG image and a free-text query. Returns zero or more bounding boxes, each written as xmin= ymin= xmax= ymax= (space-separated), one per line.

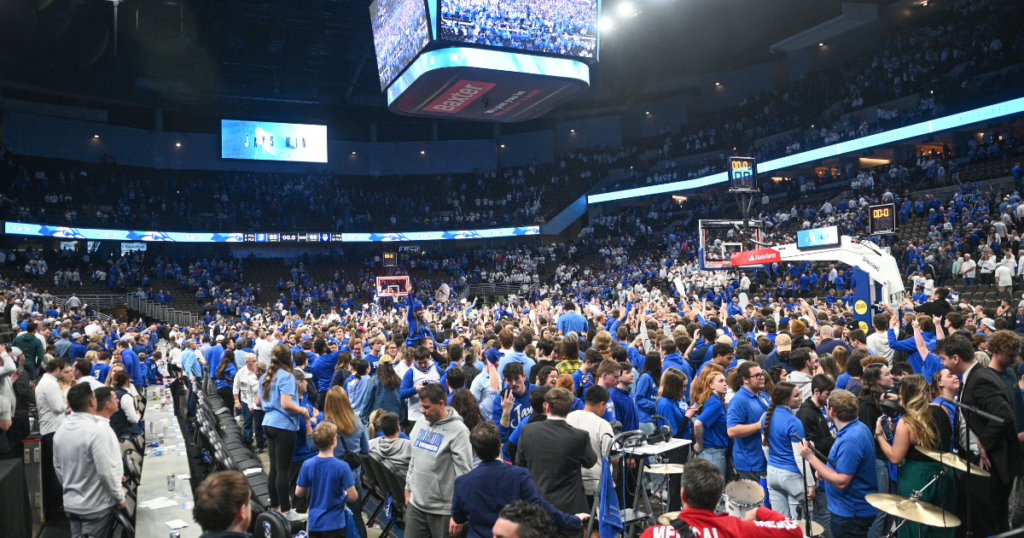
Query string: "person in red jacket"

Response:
xmin=640 ymin=458 xmax=803 ymax=538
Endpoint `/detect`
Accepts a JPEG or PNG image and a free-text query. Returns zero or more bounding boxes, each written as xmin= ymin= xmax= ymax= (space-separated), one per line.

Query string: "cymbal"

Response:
xmin=865 ymin=494 xmax=961 ymax=528
xmin=658 ymin=511 xmax=681 ymax=525
xmin=917 ymin=447 xmax=991 ymax=477
xmin=793 ymin=520 xmax=825 ymax=537
xmin=646 ymin=464 xmax=685 ymax=474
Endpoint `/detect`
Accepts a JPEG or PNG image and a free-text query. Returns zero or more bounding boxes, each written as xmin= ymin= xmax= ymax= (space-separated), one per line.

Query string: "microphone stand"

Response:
xmin=947 ymin=397 xmax=1006 ymax=538
xmin=791 ymin=434 xmax=815 ymax=536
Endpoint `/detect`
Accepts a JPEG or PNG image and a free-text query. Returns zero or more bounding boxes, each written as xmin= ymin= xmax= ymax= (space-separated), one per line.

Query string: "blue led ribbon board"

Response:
xmin=4 ymin=221 xmax=539 ymax=243
xmin=589 ymin=95 xmax=1024 ymax=204
xmin=386 ymin=47 xmax=590 ymax=122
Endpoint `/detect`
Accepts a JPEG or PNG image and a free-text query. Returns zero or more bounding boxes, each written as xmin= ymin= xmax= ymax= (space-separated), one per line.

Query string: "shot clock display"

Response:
xmin=868 ymin=203 xmax=898 ymax=235
xmin=383 ymin=252 xmax=398 ymax=267
xmin=728 ymin=156 xmax=758 ymax=192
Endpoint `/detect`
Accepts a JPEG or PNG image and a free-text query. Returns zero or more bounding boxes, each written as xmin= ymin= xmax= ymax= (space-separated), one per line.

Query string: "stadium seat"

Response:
xmin=254 ymin=509 xmax=292 ymax=538
xmin=360 ymin=454 xmax=390 ymax=527
xmin=374 ymin=452 xmax=406 ymax=537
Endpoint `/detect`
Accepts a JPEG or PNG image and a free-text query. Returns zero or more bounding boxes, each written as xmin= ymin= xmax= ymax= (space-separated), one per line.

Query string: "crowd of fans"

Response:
xmin=439 ymin=0 xmax=598 ymax=58
xmin=371 ymin=0 xmax=432 ymax=89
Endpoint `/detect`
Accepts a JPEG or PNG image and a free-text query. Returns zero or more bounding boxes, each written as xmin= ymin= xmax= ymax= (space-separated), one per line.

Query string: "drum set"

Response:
xmin=650 ymin=446 xmax=981 ymax=538
xmin=866 ymin=447 xmax=985 ymax=537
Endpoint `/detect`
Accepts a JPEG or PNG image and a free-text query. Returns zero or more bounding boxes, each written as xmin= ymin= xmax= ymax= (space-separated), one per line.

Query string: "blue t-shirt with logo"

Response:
xmin=826 ymin=420 xmax=879 ymax=518
xmin=727 ymin=387 xmax=771 ymax=472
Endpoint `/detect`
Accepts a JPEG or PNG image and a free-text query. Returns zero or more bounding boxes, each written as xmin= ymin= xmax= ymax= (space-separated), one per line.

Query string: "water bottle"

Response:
xmin=170 ymin=531 xmax=181 ymax=538
xmin=148 ymin=421 xmax=155 ymax=436
xmin=167 ymin=473 xmax=176 ymax=491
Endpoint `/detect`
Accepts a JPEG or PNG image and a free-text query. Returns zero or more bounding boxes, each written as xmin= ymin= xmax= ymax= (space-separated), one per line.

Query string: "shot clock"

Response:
xmin=868 ymin=203 xmax=898 ymax=235
xmin=728 ymin=156 xmax=758 ymax=192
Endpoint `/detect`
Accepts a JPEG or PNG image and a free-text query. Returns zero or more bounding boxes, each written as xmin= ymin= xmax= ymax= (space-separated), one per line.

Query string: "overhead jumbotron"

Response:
xmin=370 ymin=0 xmax=599 ymax=121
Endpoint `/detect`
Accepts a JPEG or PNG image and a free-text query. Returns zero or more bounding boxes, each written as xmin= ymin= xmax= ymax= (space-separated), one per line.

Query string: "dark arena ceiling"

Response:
xmin=0 ymin=0 xmax=865 ymax=129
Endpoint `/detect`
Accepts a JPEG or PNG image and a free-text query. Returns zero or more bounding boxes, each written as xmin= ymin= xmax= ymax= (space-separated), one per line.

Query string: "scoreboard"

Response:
xmin=728 ymin=157 xmax=758 ymax=192
xmin=868 ymin=203 xmax=898 ymax=235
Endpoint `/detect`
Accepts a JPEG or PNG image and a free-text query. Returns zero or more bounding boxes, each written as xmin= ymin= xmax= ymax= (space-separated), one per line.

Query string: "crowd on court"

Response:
xmin=6 ymin=170 xmax=1024 ymax=538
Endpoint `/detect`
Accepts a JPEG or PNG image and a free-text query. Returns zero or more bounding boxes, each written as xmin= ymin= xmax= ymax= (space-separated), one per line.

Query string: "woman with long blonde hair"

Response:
xmin=322 ymin=386 xmax=370 ymax=538
xmin=874 ymin=374 xmax=955 ymax=538
xmin=690 ymin=363 xmax=728 ymax=476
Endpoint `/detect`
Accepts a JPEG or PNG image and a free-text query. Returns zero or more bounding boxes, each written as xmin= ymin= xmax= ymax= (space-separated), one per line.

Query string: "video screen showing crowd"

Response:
xmin=370 ymin=0 xmax=432 ymax=90
xmin=439 ymin=0 xmax=599 ymax=59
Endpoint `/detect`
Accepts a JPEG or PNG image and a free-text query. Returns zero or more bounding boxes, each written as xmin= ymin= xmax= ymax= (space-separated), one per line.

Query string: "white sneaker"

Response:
xmin=284 ymin=510 xmax=308 ymax=522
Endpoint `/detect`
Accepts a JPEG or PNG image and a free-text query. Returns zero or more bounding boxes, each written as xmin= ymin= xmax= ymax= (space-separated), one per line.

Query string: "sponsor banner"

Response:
xmin=387 ymin=47 xmax=589 ymax=122
xmin=425 ymin=80 xmax=496 ymax=114
xmin=731 ymin=248 xmax=782 ymax=267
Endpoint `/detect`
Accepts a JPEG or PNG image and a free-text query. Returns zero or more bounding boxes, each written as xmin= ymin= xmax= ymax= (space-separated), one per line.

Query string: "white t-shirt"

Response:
xmin=566 ymin=410 xmax=614 ymax=495
xmin=961 ymin=260 xmax=977 ymax=277
xmin=995 ymin=265 xmax=1014 ymax=287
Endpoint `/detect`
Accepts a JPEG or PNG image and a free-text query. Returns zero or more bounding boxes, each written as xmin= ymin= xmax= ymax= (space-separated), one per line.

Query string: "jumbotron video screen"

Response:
xmin=370 ymin=0 xmax=432 ymax=91
xmin=439 ymin=0 xmax=599 ymax=59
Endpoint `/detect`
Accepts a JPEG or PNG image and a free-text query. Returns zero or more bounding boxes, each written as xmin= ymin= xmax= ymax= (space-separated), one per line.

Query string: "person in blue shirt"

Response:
xmin=885 ymin=307 xmax=940 ymax=379
xmin=70 ymin=333 xmax=89 ymax=360
xmin=762 ymin=381 xmax=814 ymax=519
xmin=214 ymin=347 xmax=239 ymax=413
xmin=634 ymin=352 xmax=662 ymax=435
xmin=727 ymin=362 xmax=771 ymax=482
xmin=556 ymin=302 xmax=590 ymax=336
xmin=609 ymin=362 xmax=639 ymax=432
xmin=116 ymin=340 xmax=146 ymax=390
xmin=344 ymin=358 xmax=370 ymax=412
xmin=493 ymin=362 xmax=535 ymax=451
xmin=797 ymin=390 xmax=878 ymax=538
xmin=144 ymin=352 xmax=162 ymax=386
xmin=295 ymin=422 xmax=358 ymax=535
xmin=289 ymin=370 xmax=322 ymax=514
xmin=260 ymin=344 xmax=311 ymax=520
xmin=692 ymin=365 xmax=729 ymax=477
xmin=91 ymin=353 xmax=112 ymax=384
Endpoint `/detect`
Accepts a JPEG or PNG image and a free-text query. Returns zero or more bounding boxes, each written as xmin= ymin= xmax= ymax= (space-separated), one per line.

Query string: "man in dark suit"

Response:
xmin=515 ymin=387 xmax=598 ymax=515
xmin=938 ymin=334 xmax=1023 ymax=538
xmin=450 ymin=421 xmax=586 ymax=538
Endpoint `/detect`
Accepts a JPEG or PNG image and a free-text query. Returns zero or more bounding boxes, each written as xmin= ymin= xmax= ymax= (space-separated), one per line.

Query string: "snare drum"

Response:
xmin=724 ymin=480 xmax=765 ymax=517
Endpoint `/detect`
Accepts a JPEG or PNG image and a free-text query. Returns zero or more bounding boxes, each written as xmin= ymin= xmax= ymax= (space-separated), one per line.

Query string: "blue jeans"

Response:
xmin=767 ymin=466 xmax=805 ymax=519
xmin=831 ymin=515 xmax=873 ymax=538
xmin=240 ymin=402 xmax=254 ymax=445
xmin=23 ymin=361 xmax=39 ymax=381
xmin=868 ymin=458 xmax=890 ymax=538
xmin=964 ymin=277 xmax=976 ymax=286
xmin=696 ymin=446 xmax=727 ymax=478
xmin=68 ymin=506 xmax=116 ymax=538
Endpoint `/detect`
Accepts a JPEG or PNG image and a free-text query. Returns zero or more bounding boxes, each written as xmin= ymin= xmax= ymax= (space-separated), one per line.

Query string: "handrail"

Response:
xmin=123 ymin=294 xmax=200 ymax=326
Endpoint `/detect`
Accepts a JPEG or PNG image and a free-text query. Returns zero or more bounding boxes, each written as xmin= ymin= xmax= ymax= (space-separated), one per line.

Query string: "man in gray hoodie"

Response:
xmin=369 ymin=412 xmax=411 ymax=480
xmin=405 ymin=383 xmax=473 ymax=538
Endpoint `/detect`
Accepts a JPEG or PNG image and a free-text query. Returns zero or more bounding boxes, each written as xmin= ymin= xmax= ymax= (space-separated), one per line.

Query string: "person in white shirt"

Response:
xmin=995 ymin=262 xmax=1015 ymax=294
xmin=54 ymin=384 xmax=127 ymax=538
xmin=979 ymin=253 xmax=997 ymax=286
xmin=566 ymin=385 xmax=615 ymax=499
xmin=233 ymin=353 xmax=261 ymax=448
xmin=253 ymin=330 xmax=274 ymax=367
xmin=961 ymin=254 xmax=977 ymax=285
xmin=866 ymin=314 xmax=895 ymax=366
xmin=9 ymin=300 xmax=23 ymax=326
xmin=37 ymin=358 xmax=68 ymax=518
